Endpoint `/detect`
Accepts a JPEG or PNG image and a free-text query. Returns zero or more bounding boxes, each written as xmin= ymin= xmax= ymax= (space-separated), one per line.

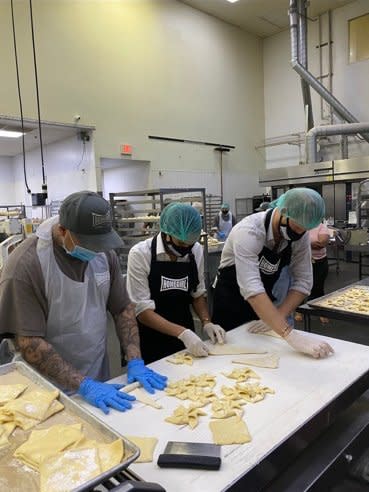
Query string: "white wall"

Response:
xmin=12 ymin=135 xmax=95 ymax=216
xmin=0 ymin=157 xmax=15 ymax=203
xmin=263 ymin=0 xmax=369 ymax=168
xmin=0 ymin=0 xmax=266 ymax=204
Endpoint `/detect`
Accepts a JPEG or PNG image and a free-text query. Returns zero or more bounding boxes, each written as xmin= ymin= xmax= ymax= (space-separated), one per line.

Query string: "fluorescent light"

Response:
xmin=0 ymin=130 xmax=24 ymax=138
xmin=226 ymin=0 xmax=239 ymax=3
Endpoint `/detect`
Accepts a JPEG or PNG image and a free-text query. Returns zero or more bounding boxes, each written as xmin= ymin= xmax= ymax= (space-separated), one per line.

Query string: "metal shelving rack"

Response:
xmin=109 ymin=188 xmax=209 ymax=279
xmin=205 ymin=194 xmax=222 ymax=232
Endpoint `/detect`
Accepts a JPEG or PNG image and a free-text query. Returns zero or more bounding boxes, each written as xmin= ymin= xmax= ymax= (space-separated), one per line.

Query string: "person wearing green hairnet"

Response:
xmin=127 ymin=202 xmax=226 ymax=363
xmin=212 ymin=188 xmax=334 ymax=359
xmin=212 ymin=203 xmax=236 ymax=241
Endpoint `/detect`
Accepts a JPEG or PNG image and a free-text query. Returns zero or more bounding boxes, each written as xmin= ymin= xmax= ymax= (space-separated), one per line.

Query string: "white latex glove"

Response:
xmin=203 ymin=322 xmax=226 ymax=344
xmin=285 ymin=330 xmax=334 ymax=359
xmin=178 ymin=329 xmax=209 ymax=357
xmin=247 ymin=320 xmax=271 ymax=333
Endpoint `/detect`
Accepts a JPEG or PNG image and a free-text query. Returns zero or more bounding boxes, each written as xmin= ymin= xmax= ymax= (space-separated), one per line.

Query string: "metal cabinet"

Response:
xmin=109 ymin=188 xmax=208 ymax=277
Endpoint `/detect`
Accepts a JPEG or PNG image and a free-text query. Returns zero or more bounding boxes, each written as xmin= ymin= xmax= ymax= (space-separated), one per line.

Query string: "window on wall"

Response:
xmin=349 ymin=13 xmax=369 ymax=63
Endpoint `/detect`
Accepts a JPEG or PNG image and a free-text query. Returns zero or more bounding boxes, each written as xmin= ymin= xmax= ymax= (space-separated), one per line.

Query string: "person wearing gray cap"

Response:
xmin=0 ymin=191 xmax=167 ymax=414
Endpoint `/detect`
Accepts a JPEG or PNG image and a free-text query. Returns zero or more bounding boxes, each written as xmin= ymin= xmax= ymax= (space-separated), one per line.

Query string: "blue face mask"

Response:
xmin=63 ymin=233 xmax=97 ymax=262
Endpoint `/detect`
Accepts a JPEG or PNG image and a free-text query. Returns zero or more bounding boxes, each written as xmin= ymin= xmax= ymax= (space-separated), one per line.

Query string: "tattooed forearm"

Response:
xmin=114 ymin=302 xmax=141 ymax=361
xmin=16 ymin=336 xmax=84 ymax=391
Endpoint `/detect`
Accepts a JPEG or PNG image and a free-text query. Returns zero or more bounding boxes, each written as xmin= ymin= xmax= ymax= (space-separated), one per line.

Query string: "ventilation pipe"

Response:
xmin=306 ymin=122 xmax=369 ymax=163
xmin=289 ymin=0 xmax=369 ymax=152
xmin=298 ymin=0 xmax=314 ymax=130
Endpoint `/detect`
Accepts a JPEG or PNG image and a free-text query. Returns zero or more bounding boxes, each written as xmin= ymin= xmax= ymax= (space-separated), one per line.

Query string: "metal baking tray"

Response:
xmin=0 ymin=360 xmax=140 ymax=492
xmin=308 ymin=284 xmax=369 ymax=318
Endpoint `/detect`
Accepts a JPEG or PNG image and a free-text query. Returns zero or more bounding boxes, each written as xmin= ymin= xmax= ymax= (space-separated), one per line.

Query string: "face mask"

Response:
xmin=63 ymin=232 xmax=97 ymax=262
xmin=279 ymin=217 xmax=306 ymax=242
xmin=221 ymin=210 xmax=229 ymax=215
xmin=166 ymin=238 xmax=194 ymax=257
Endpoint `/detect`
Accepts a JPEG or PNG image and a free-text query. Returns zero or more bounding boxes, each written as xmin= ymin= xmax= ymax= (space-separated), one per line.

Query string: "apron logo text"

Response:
xmin=160 ymin=276 xmax=189 ymax=292
xmin=259 ymin=256 xmax=280 ymax=275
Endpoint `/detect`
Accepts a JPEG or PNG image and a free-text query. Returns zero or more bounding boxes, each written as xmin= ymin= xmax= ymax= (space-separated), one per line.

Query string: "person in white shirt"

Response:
xmin=212 ymin=188 xmax=334 ymax=359
xmin=127 ymin=202 xmax=226 ymax=363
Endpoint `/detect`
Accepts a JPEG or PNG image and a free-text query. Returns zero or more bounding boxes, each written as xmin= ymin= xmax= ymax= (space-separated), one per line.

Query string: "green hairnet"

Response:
xmin=160 ymin=202 xmax=202 ymax=243
xmin=270 ymin=188 xmax=325 ymax=229
xmin=221 ymin=203 xmax=230 ymax=210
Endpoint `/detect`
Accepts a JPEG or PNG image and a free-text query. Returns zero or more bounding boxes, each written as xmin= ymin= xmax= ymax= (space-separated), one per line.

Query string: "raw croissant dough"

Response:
xmin=165 ymin=404 xmax=207 ymax=429
xmin=232 ymin=353 xmax=279 ymax=369
xmin=166 ymin=352 xmax=194 ymax=366
xmin=125 ymin=436 xmax=158 ymax=462
xmin=39 ymin=439 xmax=123 ymax=492
xmin=209 ymin=415 xmax=251 ymax=445
xmin=208 ymin=344 xmax=266 ymax=355
xmin=0 ymin=384 xmax=28 ymax=405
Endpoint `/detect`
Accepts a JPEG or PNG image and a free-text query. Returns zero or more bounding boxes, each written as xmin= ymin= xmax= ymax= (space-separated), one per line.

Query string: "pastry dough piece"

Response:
xmin=125 ymin=436 xmax=158 ymax=463
xmin=14 ymin=423 xmax=84 ymax=470
xmin=166 ymin=352 xmax=194 ymax=366
xmin=95 ymin=439 xmax=123 ymax=472
xmin=234 ymin=383 xmax=275 ymax=403
xmin=0 ymin=389 xmax=60 ymax=430
xmin=211 ymin=399 xmax=244 ymax=419
xmin=130 ymin=388 xmax=162 ymax=409
xmin=209 ymin=415 xmax=251 ymax=445
xmin=232 ymin=353 xmax=279 ymax=369
xmin=40 ymin=446 xmax=101 ymax=492
xmin=208 ymin=344 xmax=266 ymax=355
xmin=0 ymin=384 xmax=28 ymax=405
xmin=165 ymin=405 xmax=207 ymax=429
xmin=0 ymin=422 xmax=16 ymax=448
xmin=223 ymin=367 xmax=260 ymax=382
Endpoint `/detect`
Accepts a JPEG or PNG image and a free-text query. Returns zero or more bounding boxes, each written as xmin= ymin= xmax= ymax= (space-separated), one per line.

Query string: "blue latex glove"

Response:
xmin=127 ymin=358 xmax=168 ymax=394
xmin=78 ymin=378 xmax=136 ymax=415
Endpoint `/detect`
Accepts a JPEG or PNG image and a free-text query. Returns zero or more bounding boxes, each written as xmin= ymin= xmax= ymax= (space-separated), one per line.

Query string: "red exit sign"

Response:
xmin=120 ymin=144 xmax=132 ymax=155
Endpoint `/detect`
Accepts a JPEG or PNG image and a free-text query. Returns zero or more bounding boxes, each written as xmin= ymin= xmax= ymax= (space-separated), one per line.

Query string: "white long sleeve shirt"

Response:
xmin=127 ymin=234 xmax=206 ymax=317
xmin=219 ymin=209 xmax=313 ymax=300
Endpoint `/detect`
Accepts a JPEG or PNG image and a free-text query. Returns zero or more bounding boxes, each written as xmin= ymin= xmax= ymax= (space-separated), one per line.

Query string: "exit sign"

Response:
xmin=121 ymin=144 xmax=132 ymax=155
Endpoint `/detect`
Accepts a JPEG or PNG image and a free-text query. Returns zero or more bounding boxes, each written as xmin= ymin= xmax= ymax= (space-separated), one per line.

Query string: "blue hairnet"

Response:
xmin=221 ymin=203 xmax=230 ymax=210
xmin=160 ymin=202 xmax=202 ymax=243
xmin=270 ymin=188 xmax=325 ymax=229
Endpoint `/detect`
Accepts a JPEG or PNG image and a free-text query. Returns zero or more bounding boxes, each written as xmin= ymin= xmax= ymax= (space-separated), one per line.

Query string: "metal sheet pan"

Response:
xmin=307 ymin=284 xmax=369 ymax=318
xmin=0 ymin=361 xmax=140 ymax=492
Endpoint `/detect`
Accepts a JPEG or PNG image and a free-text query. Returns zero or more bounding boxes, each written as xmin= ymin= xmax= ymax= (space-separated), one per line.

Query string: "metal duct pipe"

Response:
xmin=306 ymin=122 xmax=369 ymax=162
xmin=289 ymin=0 xmax=369 ymax=146
xmin=297 ymin=0 xmax=314 ymax=130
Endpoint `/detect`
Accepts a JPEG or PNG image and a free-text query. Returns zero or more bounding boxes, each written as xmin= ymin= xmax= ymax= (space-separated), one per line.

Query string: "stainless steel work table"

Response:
xmin=75 ymin=325 xmax=369 ymax=491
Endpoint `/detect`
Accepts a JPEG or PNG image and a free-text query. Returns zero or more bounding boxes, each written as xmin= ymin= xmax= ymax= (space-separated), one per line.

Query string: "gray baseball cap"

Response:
xmin=59 ymin=191 xmax=124 ymax=252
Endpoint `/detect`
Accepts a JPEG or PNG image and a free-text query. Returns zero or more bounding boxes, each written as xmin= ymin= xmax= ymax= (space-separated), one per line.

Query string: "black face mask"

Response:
xmin=279 ymin=217 xmax=306 ymax=242
xmin=221 ymin=210 xmax=229 ymax=215
xmin=166 ymin=237 xmax=194 ymax=257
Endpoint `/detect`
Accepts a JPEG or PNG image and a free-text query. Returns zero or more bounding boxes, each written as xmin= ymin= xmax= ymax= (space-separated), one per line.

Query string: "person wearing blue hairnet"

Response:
xmin=212 ymin=188 xmax=334 ymax=359
xmin=127 ymin=202 xmax=226 ymax=363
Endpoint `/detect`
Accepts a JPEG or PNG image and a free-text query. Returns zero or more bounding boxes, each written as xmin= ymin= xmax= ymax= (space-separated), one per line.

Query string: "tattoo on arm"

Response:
xmin=114 ymin=302 xmax=141 ymax=361
xmin=16 ymin=336 xmax=84 ymax=391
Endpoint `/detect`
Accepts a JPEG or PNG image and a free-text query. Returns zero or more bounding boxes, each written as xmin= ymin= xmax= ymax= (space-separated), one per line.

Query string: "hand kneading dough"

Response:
xmin=0 ymin=384 xmax=28 ymax=405
xmin=209 ymin=415 xmax=251 ymax=444
xmin=125 ymin=436 xmax=158 ymax=462
xmin=208 ymin=344 xmax=266 ymax=355
xmin=14 ymin=423 xmax=84 ymax=470
xmin=232 ymin=353 xmax=279 ymax=369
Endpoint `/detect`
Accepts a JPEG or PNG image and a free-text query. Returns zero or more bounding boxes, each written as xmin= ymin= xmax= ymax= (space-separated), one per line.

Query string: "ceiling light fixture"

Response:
xmin=226 ymin=0 xmax=239 ymax=3
xmin=0 ymin=129 xmax=24 ymax=138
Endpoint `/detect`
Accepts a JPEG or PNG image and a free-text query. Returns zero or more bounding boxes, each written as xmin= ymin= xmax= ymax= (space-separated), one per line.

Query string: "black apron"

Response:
xmin=138 ymin=234 xmax=199 ymax=363
xmin=212 ymin=209 xmax=292 ymax=331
